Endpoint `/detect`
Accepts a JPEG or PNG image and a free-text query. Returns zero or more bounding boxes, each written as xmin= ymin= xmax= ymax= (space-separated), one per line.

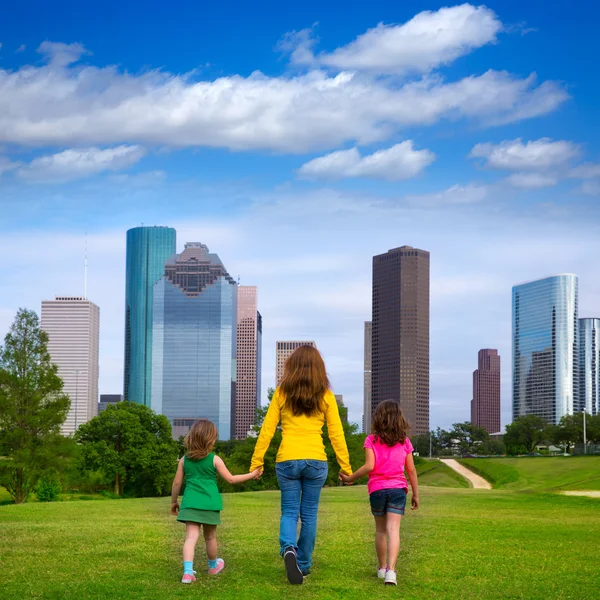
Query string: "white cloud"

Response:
xmin=0 ymin=156 xmax=20 ymax=175
xmin=577 ymin=180 xmax=600 ymax=196
xmin=506 ymin=172 xmax=558 ymax=189
xmin=38 ymin=41 xmax=88 ymax=67
xmin=569 ymin=162 xmax=600 ymax=179
xmin=16 ymin=145 xmax=146 ymax=183
xmin=404 ymin=183 xmax=489 ymax=207
xmin=289 ymin=4 xmax=502 ymax=74
xmin=297 ymin=141 xmax=435 ymax=181
xmin=470 ymin=138 xmax=580 ymax=170
xmin=16 ymin=44 xmax=26 ymax=53
xmin=0 ymin=45 xmax=568 ymax=153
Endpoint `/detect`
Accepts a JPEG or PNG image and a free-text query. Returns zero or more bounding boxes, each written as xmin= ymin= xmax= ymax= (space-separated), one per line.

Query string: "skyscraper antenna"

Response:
xmin=84 ymin=233 xmax=88 ymax=300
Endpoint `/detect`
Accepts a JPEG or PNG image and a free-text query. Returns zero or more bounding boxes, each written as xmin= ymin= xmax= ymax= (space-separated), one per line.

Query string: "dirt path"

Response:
xmin=440 ymin=459 xmax=492 ymax=489
xmin=561 ymin=491 xmax=600 ymax=498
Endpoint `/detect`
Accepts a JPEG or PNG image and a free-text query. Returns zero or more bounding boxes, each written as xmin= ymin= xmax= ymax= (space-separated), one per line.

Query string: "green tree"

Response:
xmin=504 ymin=415 xmax=547 ymax=454
xmin=75 ymin=402 xmax=178 ymax=497
xmin=0 ymin=309 xmax=71 ymax=504
xmin=586 ymin=413 xmax=600 ymax=445
xmin=447 ymin=422 xmax=490 ymax=455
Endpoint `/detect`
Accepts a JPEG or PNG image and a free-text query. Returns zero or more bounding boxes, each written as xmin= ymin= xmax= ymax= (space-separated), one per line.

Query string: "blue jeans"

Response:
xmin=276 ymin=459 xmax=328 ymax=572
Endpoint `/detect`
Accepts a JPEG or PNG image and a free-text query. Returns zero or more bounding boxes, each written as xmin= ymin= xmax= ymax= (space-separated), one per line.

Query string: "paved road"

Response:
xmin=440 ymin=459 xmax=492 ymax=489
xmin=561 ymin=491 xmax=600 ymax=498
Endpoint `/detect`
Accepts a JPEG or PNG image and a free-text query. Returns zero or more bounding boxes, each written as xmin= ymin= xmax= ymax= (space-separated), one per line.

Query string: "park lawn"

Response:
xmin=458 ymin=456 xmax=600 ymax=491
xmin=1 ymin=486 xmax=599 ymax=600
xmin=417 ymin=460 xmax=469 ymax=488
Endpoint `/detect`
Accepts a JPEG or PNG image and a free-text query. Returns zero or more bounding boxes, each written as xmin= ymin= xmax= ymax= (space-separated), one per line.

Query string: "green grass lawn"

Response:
xmin=417 ymin=460 xmax=470 ymax=488
xmin=1 ymin=485 xmax=598 ymax=600
xmin=458 ymin=456 xmax=600 ymax=491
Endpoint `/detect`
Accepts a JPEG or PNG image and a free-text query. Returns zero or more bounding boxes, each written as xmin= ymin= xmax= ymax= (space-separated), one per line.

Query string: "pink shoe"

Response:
xmin=208 ymin=558 xmax=225 ymax=575
xmin=181 ymin=573 xmax=196 ymax=584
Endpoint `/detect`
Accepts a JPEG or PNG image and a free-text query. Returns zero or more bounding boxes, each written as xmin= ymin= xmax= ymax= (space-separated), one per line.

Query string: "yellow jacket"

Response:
xmin=250 ymin=388 xmax=352 ymax=474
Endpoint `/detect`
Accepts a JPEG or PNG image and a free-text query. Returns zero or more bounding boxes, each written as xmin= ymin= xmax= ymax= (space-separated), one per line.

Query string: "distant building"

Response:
xmin=364 ymin=321 xmax=372 ymax=433
xmin=235 ymin=286 xmax=262 ymax=439
xmin=124 ymin=226 xmax=176 ymax=405
xmin=471 ymin=349 xmax=501 ymax=433
xmin=151 ymin=242 xmax=237 ymax=440
xmin=372 ymin=246 xmax=430 ymax=435
xmin=334 ymin=394 xmax=348 ymax=425
xmin=579 ymin=318 xmax=600 ymax=415
xmin=41 ymin=296 xmax=100 ymax=435
xmin=276 ymin=341 xmax=317 ymax=385
xmin=99 ymin=394 xmax=123 ymax=412
xmin=512 ymin=274 xmax=579 ymax=424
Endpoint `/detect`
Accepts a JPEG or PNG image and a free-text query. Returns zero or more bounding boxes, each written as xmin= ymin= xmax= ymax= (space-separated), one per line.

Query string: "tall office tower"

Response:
xmin=470 ymin=349 xmax=501 ymax=433
xmin=512 ymin=274 xmax=579 ymax=424
xmin=364 ymin=321 xmax=372 ymax=434
xmin=235 ymin=286 xmax=262 ymax=439
xmin=41 ymin=296 xmax=100 ymax=435
xmin=579 ymin=318 xmax=600 ymax=415
xmin=98 ymin=394 xmax=123 ymax=413
xmin=276 ymin=341 xmax=317 ymax=385
xmin=124 ymin=226 xmax=176 ymax=405
xmin=372 ymin=246 xmax=430 ymax=435
xmin=151 ymin=243 xmax=237 ymax=440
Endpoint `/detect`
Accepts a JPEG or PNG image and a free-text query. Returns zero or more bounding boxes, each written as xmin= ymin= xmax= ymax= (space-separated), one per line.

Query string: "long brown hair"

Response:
xmin=184 ymin=419 xmax=218 ymax=460
xmin=372 ymin=400 xmax=410 ymax=446
xmin=279 ymin=345 xmax=330 ymax=417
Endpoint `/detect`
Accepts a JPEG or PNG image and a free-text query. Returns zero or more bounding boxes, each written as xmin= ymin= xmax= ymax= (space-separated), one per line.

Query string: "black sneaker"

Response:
xmin=301 ymin=569 xmax=311 ymax=577
xmin=283 ymin=547 xmax=303 ymax=585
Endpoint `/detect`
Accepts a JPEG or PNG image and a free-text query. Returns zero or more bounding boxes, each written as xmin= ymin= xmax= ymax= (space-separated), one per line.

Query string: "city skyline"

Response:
xmin=1 ymin=2 xmax=600 ymax=430
xmin=471 ymin=349 xmax=501 ymax=434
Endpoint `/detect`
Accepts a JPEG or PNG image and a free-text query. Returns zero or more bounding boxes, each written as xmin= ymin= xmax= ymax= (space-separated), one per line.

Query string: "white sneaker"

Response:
xmin=385 ymin=570 xmax=397 ymax=586
xmin=377 ymin=567 xmax=386 ymax=579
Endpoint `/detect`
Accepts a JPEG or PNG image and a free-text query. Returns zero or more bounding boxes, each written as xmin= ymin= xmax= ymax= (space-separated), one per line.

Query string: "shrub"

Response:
xmin=36 ymin=474 xmax=62 ymax=502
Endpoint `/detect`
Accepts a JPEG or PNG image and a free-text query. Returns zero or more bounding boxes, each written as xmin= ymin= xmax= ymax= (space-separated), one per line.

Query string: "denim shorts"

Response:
xmin=369 ymin=487 xmax=407 ymax=516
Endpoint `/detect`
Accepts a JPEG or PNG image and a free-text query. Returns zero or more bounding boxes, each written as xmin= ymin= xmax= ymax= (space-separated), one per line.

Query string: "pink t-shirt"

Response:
xmin=364 ymin=434 xmax=414 ymax=494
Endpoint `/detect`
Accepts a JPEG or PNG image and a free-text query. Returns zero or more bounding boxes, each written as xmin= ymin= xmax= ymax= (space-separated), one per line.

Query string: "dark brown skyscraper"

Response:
xmin=471 ymin=349 xmax=501 ymax=434
xmin=372 ymin=245 xmax=430 ymax=435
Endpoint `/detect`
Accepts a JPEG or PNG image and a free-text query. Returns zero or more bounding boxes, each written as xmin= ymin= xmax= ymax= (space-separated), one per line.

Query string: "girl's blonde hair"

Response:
xmin=372 ymin=400 xmax=411 ymax=447
xmin=184 ymin=419 xmax=218 ymax=460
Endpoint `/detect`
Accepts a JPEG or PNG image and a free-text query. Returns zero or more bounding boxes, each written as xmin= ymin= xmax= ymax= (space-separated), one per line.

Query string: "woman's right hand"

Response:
xmin=338 ymin=471 xmax=353 ymax=485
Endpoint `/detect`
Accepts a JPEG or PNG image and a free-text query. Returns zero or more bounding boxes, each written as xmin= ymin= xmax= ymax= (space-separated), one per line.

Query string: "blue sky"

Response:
xmin=1 ymin=1 xmax=599 ymax=430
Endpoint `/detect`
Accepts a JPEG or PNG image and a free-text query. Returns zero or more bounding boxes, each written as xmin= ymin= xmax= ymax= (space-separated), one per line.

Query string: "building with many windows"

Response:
xmin=372 ymin=246 xmax=430 ymax=435
xmin=471 ymin=349 xmax=501 ymax=433
xmin=579 ymin=318 xmax=599 ymax=415
xmin=363 ymin=321 xmax=372 ymax=434
xmin=151 ymin=243 xmax=237 ymax=440
xmin=41 ymin=296 xmax=100 ymax=435
xmin=276 ymin=341 xmax=317 ymax=386
xmin=512 ymin=274 xmax=579 ymax=424
xmin=124 ymin=226 xmax=176 ymax=405
xmin=235 ymin=286 xmax=262 ymax=439
xmin=99 ymin=394 xmax=123 ymax=413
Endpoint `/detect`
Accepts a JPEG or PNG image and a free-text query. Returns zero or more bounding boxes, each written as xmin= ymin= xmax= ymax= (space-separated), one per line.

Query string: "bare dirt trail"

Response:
xmin=440 ymin=459 xmax=492 ymax=489
xmin=561 ymin=491 xmax=600 ymax=498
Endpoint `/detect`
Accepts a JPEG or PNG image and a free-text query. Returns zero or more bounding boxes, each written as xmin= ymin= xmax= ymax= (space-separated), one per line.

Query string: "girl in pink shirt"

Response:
xmin=340 ymin=400 xmax=419 ymax=586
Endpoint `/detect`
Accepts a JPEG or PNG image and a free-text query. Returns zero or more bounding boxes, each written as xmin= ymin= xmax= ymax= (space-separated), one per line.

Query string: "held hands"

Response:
xmin=171 ymin=502 xmax=180 ymax=516
xmin=411 ymin=495 xmax=420 ymax=510
xmin=251 ymin=468 xmax=263 ymax=480
xmin=338 ymin=471 xmax=353 ymax=485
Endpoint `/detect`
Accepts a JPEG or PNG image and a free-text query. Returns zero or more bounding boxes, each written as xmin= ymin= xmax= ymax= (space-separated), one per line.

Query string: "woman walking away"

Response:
xmin=339 ymin=400 xmax=419 ymax=586
xmin=171 ymin=419 xmax=261 ymax=584
xmin=250 ymin=345 xmax=352 ymax=585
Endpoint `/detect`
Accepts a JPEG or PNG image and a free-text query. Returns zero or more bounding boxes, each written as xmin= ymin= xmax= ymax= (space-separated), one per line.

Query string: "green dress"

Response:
xmin=177 ymin=453 xmax=223 ymax=525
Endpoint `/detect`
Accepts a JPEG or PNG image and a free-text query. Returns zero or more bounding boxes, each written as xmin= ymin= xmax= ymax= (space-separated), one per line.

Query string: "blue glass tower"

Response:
xmin=512 ymin=274 xmax=579 ymax=424
xmin=151 ymin=243 xmax=237 ymax=440
xmin=124 ymin=226 xmax=176 ymax=405
xmin=579 ymin=318 xmax=600 ymax=415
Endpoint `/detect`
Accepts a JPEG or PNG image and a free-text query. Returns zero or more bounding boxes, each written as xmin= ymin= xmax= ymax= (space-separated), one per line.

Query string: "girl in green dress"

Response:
xmin=171 ymin=419 xmax=262 ymax=584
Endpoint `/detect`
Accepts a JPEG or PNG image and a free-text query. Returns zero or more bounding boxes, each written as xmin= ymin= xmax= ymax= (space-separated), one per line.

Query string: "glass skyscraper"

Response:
xmin=579 ymin=318 xmax=599 ymax=415
xmin=124 ymin=226 xmax=176 ymax=405
xmin=512 ymin=274 xmax=578 ymax=424
xmin=151 ymin=243 xmax=237 ymax=440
